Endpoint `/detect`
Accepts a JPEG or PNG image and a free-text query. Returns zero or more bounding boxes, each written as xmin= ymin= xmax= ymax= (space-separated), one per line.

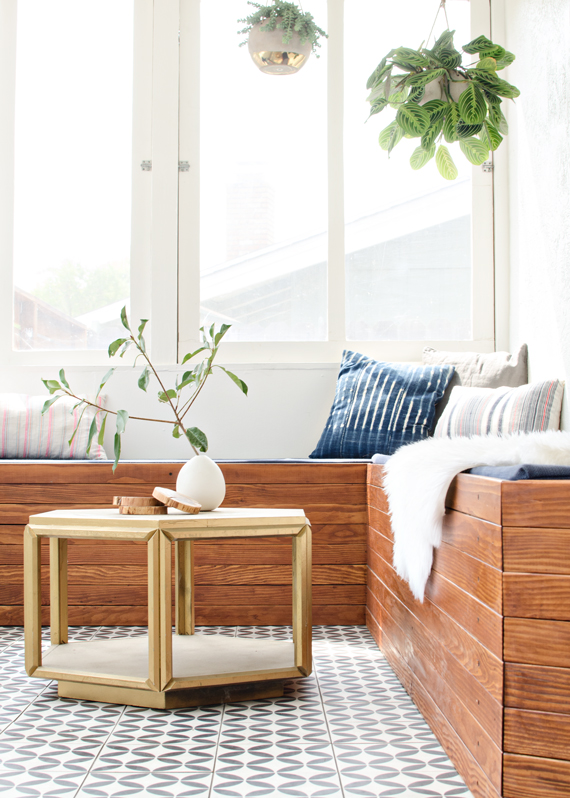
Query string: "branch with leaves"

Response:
xmin=366 ymin=31 xmax=519 ymax=179
xmin=42 ymin=308 xmax=248 ymax=471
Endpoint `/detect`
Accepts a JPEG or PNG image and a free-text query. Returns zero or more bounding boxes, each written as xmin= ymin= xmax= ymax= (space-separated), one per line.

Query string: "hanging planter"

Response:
xmin=366 ymin=30 xmax=520 ymax=179
xmin=238 ymin=1 xmax=327 ymax=75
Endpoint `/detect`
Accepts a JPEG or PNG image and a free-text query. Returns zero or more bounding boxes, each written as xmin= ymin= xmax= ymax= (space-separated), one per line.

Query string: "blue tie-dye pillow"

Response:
xmin=310 ymin=351 xmax=455 ymax=458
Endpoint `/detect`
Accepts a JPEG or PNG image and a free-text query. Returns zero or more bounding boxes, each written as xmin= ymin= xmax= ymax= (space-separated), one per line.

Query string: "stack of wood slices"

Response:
xmin=112 ymin=488 xmax=201 ymax=515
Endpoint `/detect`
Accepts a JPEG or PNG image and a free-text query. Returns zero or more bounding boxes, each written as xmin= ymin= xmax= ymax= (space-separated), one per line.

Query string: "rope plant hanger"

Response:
xmin=238 ymin=1 xmax=327 ymax=75
xmin=366 ymin=0 xmax=519 ymax=179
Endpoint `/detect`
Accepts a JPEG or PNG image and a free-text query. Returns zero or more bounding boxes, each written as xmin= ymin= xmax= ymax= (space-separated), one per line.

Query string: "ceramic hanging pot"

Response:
xmin=176 ymin=454 xmax=226 ymax=512
xmin=248 ymin=20 xmax=312 ymax=75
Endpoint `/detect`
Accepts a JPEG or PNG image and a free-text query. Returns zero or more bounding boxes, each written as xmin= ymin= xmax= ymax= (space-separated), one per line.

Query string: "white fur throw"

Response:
xmin=382 ymin=431 xmax=570 ymax=602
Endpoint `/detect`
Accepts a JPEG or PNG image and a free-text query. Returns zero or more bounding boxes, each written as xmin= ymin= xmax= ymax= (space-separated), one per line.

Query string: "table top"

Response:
xmin=27 ymin=507 xmax=309 ymax=540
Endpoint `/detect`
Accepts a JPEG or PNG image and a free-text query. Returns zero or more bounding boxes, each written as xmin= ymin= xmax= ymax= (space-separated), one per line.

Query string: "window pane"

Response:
xmin=344 ymin=0 xmax=472 ymax=341
xmin=13 ymin=0 xmax=134 ymax=351
xmin=199 ymin=0 xmax=328 ymax=341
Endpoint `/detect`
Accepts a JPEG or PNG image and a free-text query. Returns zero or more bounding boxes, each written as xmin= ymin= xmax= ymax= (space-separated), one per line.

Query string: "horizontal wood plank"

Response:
xmin=382 ymin=628 xmax=501 ymax=798
xmin=504 ymin=618 xmax=570 ymax=668
xmin=369 ymin=569 xmax=502 ymax=745
xmin=502 ymin=481 xmax=570 ymax=528
xmin=431 ymin=541 xmax=502 ymax=614
xmin=445 ymin=473 xmax=502 ymax=525
xmin=505 ymin=663 xmax=570 ymax=714
xmin=504 ymin=708 xmax=570 ymax=761
xmin=365 ymin=604 xmax=382 ymax=649
xmin=503 ymin=753 xmax=570 ymax=798
xmin=503 ymin=574 xmax=570 ymax=620
xmin=441 ymin=511 xmax=502 ymax=570
xmin=503 ymin=528 xmax=570 ymax=574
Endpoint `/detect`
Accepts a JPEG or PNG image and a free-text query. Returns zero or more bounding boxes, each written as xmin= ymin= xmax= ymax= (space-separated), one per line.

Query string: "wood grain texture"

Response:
xmin=505 ymin=663 xmax=570 ymax=714
xmin=503 ymin=753 xmax=570 ymax=798
xmin=502 ymin=481 xmax=570 ymax=528
xmin=445 ymin=473 xmax=502 ymax=525
xmin=504 ymin=618 xmax=570 ymax=668
xmin=503 ymin=574 xmax=570 ymax=620
xmin=367 ymin=537 xmax=503 ymax=690
xmin=431 ymin=541 xmax=502 ymax=614
xmin=503 ymin=528 xmax=570 ymax=574
xmin=441 ymin=511 xmax=502 ymax=569
xmin=504 ymin=708 xmax=570 ymax=760
xmin=382 ymin=630 xmax=502 ymax=798
xmin=369 ymin=569 xmax=502 ymax=745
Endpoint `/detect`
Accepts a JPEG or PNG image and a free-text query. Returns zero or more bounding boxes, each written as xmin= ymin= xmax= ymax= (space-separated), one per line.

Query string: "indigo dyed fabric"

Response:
xmin=310 ymin=351 xmax=455 ymax=459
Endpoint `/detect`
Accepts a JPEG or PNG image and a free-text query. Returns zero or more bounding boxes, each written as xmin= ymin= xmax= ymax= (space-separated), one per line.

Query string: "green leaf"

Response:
xmin=495 ymin=51 xmax=516 ymax=70
xmin=391 ymin=47 xmax=430 ymax=70
xmin=42 ymin=379 xmax=61 ymax=395
xmin=421 ymin=116 xmax=444 ymax=150
xmin=469 ymin=69 xmax=520 ymax=99
xmin=158 ymin=389 xmax=177 ymax=403
xmin=489 ymin=103 xmax=509 ymax=134
xmin=172 ymin=425 xmax=182 ymax=439
xmin=459 ymin=136 xmax=490 ymax=165
xmin=137 ymin=319 xmax=149 ymax=339
xmin=118 ymin=341 xmax=132 ymax=358
xmin=176 ymin=374 xmax=196 ymax=391
xmin=116 ymin=409 xmax=129 ymax=435
xmin=96 ymin=368 xmax=115 ymax=399
xmin=438 ymin=48 xmax=463 ymax=69
xmin=456 ymin=120 xmax=483 ymax=138
xmin=443 ymin=102 xmax=460 ymax=142
xmin=479 ymin=45 xmax=506 ymax=61
xmin=97 ymin=413 xmax=107 ymax=446
xmin=481 ymin=120 xmax=503 ymax=151
xmin=113 ymin=432 xmax=121 ymax=472
xmin=378 ymin=121 xmax=404 ymax=152
xmin=435 ymin=145 xmax=459 ymax=180
xmin=422 ymin=99 xmax=447 ymax=123
xmin=181 ymin=346 xmax=208 ymax=364
xmin=217 ymin=366 xmax=249 ymax=396
xmin=108 ymin=338 xmax=128 ymax=357
xmin=120 ymin=306 xmax=130 ymax=331
xmin=186 ymin=427 xmax=208 ymax=453
xmin=367 ymin=98 xmax=389 ymax=119
xmin=68 ymin=406 xmax=87 ymax=447
xmin=42 ymin=395 xmax=61 ymax=414
xmin=462 ymin=35 xmax=494 ymax=54
xmin=138 ymin=367 xmax=150 ymax=392
xmin=410 ymin=144 xmax=436 ymax=170
xmin=406 ymin=68 xmax=446 ymax=88
xmin=457 ymin=83 xmax=486 ymax=124
xmin=214 ymin=323 xmax=231 ymax=346
xmin=86 ymin=414 xmax=98 ymax=456
xmin=476 ymin=56 xmax=497 ymax=71
xmin=396 ymin=104 xmax=431 ymax=137
xmin=58 ymin=369 xmax=70 ymax=390
xmin=433 ymin=29 xmax=456 ymax=52
xmin=366 ymin=57 xmax=390 ymax=90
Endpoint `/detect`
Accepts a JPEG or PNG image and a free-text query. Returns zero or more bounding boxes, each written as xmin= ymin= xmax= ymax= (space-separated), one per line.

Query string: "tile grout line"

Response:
xmin=207 ymin=698 xmax=226 ymax=798
xmin=71 ymin=702 xmax=128 ymax=798
xmin=313 ymin=648 xmax=346 ymax=798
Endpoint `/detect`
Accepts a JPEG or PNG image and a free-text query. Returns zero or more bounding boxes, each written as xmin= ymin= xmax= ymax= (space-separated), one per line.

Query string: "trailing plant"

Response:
xmin=238 ymin=1 xmax=327 ymax=56
xmin=41 ymin=308 xmax=248 ymax=471
xmin=366 ymin=30 xmax=519 ymax=179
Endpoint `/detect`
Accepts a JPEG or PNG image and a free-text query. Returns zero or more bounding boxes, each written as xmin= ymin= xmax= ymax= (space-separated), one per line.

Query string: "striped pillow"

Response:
xmin=434 ymin=380 xmax=564 ymax=439
xmin=310 ymin=351 xmax=455 ymax=458
xmin=0 ymin=394 xmax=108 ymax=460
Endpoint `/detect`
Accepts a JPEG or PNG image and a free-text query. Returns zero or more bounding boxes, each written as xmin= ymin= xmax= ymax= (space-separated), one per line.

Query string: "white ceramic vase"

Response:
xmin=176 ymin=454 xmax=226 ymax=512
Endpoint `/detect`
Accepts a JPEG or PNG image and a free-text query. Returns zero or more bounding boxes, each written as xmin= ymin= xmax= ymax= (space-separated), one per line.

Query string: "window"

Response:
xmin=1 ymin=0 xmax=495 ymax=367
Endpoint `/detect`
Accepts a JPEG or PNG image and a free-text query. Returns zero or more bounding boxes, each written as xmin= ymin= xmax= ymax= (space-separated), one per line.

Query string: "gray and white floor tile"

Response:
xmin=0 ymin=625 xmax=473 ymax=797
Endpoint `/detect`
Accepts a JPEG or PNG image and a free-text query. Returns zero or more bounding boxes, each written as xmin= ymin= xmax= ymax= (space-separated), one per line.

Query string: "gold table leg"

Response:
xmin=147 ymin=531 xmax=161 ymax=690
xmin=175 ymin=540 xmax=194 ymax=635
xmin=50 ymin=538 xmax=68 ymax=645
xmin=24 ymin=526 xmax=42 ymax=676
xmin=159 ymin=531 xmax=173 ymax=690
xmin=292 ymin=524 xmax=312 ymax=676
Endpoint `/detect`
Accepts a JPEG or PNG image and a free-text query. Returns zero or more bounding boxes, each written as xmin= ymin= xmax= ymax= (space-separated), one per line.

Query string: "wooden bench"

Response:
xmin=367 ymin=463 xmax=570 ymax=798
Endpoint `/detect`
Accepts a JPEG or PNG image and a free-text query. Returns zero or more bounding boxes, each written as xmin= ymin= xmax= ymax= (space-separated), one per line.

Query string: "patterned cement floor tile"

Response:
xmin=0 ymin=625 xmax=473 ymax=798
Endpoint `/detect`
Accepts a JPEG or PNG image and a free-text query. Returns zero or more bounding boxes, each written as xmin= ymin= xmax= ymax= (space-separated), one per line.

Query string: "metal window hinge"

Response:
xmin=141 ymin=160 xmax=152 ymax=171
xmin=482 ymin=161 xmax=494 ymax=173
xmin=179 ymin=161 xmax=190 ymax=172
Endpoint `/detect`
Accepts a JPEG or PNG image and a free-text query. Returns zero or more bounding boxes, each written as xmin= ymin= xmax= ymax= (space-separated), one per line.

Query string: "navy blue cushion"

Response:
xmin=310 ymin=351 xmax=455 ymax=459
xmin=468 ymin=464 xmax=570 ymax=480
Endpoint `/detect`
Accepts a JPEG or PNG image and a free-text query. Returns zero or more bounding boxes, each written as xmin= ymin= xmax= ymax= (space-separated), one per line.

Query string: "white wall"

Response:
xmin=503 ymin=0 xmax=570 ymax=427
xmin=0 ymin=363 xmax=338 ymax=459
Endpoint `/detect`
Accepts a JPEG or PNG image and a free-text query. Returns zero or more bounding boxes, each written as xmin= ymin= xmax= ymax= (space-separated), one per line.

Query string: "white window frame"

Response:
xmin=0 ymin=0 xmax=496 ymax=368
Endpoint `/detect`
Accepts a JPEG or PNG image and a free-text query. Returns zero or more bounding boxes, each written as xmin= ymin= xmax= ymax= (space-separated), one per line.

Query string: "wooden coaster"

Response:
xmin=113 ymin=496 xmax=162 ymax=507
xmin=118 ymin=504 xmax=168 ymax=515
xmin=152 ymin=487 xmax=201 ymax=514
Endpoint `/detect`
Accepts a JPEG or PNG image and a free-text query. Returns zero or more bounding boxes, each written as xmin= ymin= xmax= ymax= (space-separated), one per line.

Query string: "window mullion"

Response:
xmin=150 ymin=0 xmax=181 ymax=364
xmin=327 ymin=0 xmax=345 ymax=349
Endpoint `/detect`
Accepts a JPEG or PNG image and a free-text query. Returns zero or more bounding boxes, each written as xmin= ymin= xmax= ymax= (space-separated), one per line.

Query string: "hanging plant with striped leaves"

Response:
xmin=366 ymin=30 xmax=519 ymax=179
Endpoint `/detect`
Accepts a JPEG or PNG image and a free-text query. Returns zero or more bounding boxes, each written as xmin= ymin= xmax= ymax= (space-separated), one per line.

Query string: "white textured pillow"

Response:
xmin=434 ymin=380 xmax=564 ymax=439
xmin=0 ymin=394 xmax=108 ymax=459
